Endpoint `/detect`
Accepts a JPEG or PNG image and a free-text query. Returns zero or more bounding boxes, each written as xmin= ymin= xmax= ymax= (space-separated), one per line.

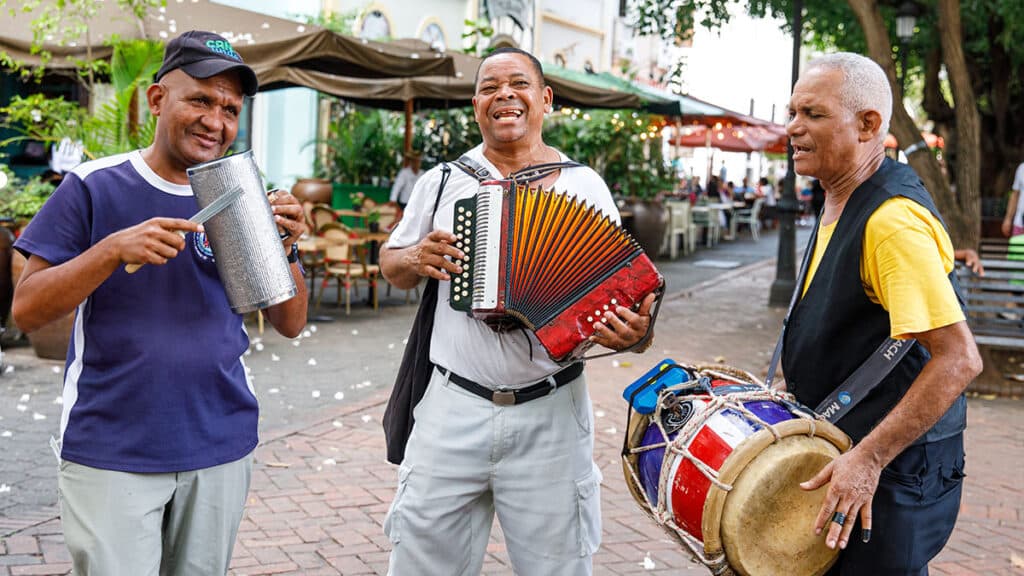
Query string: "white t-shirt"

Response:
xmin=389 ymin=167 xmax=422 ymax=204
xmin=387 ymin=144 xmax=618 ymax=387
xmin=1012 ymin=161 xmax=1024 ymax=229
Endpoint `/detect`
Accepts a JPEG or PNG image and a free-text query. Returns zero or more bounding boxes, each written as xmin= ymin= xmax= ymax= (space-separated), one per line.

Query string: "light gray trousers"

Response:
xmin=58 ymin=452 xmax=253 ymax=576
xmin=385 ymin=368 xmax=603 ymax=576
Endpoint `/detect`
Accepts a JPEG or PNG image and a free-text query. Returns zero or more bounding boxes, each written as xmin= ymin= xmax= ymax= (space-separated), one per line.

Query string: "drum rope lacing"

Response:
xmin=623 ymin=363 xmax=826 ymax=575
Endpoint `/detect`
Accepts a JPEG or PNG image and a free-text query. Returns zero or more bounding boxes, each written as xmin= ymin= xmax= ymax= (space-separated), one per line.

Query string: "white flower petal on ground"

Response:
xmin=332 ymin=420 xmax=343 ymax=428
xmin=311 ymin=390 xmax=321 ymax=398
xmin=388 ymin=343 xmax=395 ymax=350
xmin=4 ymin=365 xmax=13 ymax=374
xmin=16 ymin=405 xmax=26 ymax=412
xmin=351 ymin=329 xmax=359 ymax=336
xmin=333 ymin=392 xmax=344 ymax=400
xmin=1 ymin=431 xmax=11 ymax=438
xmin=271 ymin=354 xmax=280 ymax=362
xmin=309 ymin=325 xmax=318 ymax=333
xmin=402 ymin=338 xmax=408 ymax=345
xmin=595 ymin=410 xmax=606 ymax=418
xmin=53 ymin=397 xmax=63 ymax=405
xmin=322 ymin=458 xmax=337 ymax=466
xmin=302 ymin=330 xmax=312 ymax=338
xmin=255 ymin=342 xmax=265 ymax=352
xmin=292 ymin=341 xmax=301 ymax=347
xmin=640 ymin=553 xmax=655 ymax=570
xmin=0 ymin=484 xmax=10 ymax=493
xmin=604 ymin=427 xmax=617 ymax=435
xmin=361 ymin=415 xmax=372 ymax=423
xmin=19 ymin=394 xmax=29 ymax=403
xmin=307 ymin=358 xmax=317 ymax=366
xmin=51 ymin=366 xmax=61 ymax=374
xmin=33 ymin=412 xmax=46 ymax=421
xmin=612 ymin=360 xmax=620 ymax=368
xmin=268 ymin=388 xmax=280 ymax=394
xmin=358 ymin=380 xmax=371 ymax=389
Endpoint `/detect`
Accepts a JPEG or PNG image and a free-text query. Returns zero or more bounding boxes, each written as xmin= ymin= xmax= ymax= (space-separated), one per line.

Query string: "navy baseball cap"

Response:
xmin=155 ymin=31 xmax=258 ymax=96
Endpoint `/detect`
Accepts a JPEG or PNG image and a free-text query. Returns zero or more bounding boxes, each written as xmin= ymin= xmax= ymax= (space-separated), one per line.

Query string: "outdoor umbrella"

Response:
xmin=0 ymin=1 xmax=455 ymax=79
xmin=252 ymin=39 xmax=647 ymax=152
xmin=670 ymin=124 xmax=787 ymax=153
xmin=252 ymin=40 xmax=644 ymax=110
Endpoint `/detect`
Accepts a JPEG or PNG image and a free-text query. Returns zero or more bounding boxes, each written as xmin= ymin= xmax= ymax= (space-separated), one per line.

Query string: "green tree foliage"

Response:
xmin=626 ymin=0 xmax=1024 ymax=242
xmin=316 ymin=102 xmax=404 ymax=184
xmin=544 ymin=109 xmax=675 ymax=198
xmin=0 ymin=0 xmax=165 ymax=90
xmin=1 ymin=39 xmax=163 ymax=160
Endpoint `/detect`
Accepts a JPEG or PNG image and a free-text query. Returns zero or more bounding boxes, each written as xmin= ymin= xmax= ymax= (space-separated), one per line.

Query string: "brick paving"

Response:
xmin=1 ymin=261 xmax=1022 ymax=575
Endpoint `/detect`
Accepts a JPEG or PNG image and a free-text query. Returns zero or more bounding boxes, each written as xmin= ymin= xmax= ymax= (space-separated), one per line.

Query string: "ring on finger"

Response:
xmin=831 ymin=511 xmax=846 ymax=527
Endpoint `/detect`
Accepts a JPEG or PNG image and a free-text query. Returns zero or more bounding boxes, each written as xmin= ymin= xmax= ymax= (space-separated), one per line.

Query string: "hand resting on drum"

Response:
xmin=589 ymin=293 xmax=655 ymax=352
xmin=799 ymin=447 xmax=879 ymax=551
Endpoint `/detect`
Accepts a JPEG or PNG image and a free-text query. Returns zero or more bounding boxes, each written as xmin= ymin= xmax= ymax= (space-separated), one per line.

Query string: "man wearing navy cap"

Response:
xmin=12 ymin=31 xmax=307 ymax=575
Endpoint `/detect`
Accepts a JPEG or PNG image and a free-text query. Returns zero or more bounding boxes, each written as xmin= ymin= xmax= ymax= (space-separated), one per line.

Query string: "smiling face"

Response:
xmin=472 ymin=52 xmax=552 ymax=150
xmin=147 ymin=69 xmax=244 ymax=179
xmin=786 ymin=67 xmax=863 ymax=184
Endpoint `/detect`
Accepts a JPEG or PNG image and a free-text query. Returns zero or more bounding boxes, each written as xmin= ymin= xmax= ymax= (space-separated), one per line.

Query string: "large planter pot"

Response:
xmin=290 ymin=178 xmax=333 ymax=205
xmin=10 ymin=250 xmax=74 ymax=360
xmin=27 ymin=312 xmax=75 ymax=361
xmin=622 ymin=198 xmax=668 ymax=258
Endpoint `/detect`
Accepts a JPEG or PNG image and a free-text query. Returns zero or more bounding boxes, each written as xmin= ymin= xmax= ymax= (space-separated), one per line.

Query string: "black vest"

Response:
xmin=782 ymin=158 xmax=967 ymax=444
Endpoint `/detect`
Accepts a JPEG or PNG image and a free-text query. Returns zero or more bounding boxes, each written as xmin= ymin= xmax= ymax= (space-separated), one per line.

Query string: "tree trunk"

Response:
xmin=846 ymin=0 xmax=968 ymax=245
xmin=936 ymin=0 xmax=980 ymax=249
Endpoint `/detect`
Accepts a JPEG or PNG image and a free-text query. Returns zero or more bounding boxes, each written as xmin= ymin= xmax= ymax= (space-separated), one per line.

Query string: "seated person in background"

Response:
xmin=758 ymin=176 xmax=779 ymax=229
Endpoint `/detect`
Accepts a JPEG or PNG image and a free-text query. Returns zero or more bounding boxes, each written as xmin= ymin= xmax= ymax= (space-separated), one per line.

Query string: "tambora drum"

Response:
xmin=621 ymin=360 xmax=851 ymax=576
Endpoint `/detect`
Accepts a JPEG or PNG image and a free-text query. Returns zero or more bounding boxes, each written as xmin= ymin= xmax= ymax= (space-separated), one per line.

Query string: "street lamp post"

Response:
xmin=895 ymin=1 xmax=918 ymax=93
xmin=768 ymin=0 xmax=803 ymax=307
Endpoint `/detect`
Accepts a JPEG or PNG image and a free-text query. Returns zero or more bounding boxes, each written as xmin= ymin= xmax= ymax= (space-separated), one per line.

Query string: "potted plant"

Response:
xmin=544 ymin=109 xmax=672 ymax=257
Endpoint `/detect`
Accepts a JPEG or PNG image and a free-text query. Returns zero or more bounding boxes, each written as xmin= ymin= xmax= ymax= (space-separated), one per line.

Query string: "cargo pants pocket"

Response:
xmin=575 ymin=466 xmax=603 ymax=557
xmin=383 ymin=464 xmax=413 ymax=544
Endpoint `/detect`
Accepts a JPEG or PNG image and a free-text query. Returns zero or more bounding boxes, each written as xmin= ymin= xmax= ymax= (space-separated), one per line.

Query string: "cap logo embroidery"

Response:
xmin=205 ymin=39 xmax=241 ymax=61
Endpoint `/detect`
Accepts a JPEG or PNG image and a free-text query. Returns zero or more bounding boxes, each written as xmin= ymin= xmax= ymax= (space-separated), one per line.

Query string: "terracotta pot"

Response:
xmin=27 ymin=311 xmax=74 ymax=361
xmin=291 ymin=178 xmax=333 ymax=205
xmin=622 ymin=198 xmax=668 ymax=258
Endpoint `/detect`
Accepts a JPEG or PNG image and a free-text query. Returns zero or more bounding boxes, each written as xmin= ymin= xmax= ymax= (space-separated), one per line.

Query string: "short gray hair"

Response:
xmin=807 ymin=52 xmax=892 ymax=139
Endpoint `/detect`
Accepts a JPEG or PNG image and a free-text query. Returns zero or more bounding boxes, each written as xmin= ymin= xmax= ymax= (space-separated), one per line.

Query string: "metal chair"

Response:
xmin=734 ymin=198 xmax=765 ymax=241
xmin=315 ymin=225 xmax=380 ymax=314
xmin=662 ymin=200 xmax=696 ymax=258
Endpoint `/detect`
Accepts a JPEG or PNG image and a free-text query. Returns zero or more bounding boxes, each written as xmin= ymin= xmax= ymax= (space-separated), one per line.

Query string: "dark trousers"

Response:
xmin=827 ymin=433 xmax=965 ymax=576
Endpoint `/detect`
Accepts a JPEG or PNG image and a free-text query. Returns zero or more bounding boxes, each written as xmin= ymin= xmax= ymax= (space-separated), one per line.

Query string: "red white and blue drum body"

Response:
xmin=622 ymin=362 xmax=852 ymax=576
xmin=637 ymin=390 xmax=799 ymax=540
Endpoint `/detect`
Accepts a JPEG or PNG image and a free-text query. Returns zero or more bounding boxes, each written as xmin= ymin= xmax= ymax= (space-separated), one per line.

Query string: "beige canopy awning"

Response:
xmin=0 ymin=1 xmax=454 ymax=79
xmin=253 ymin=39 xmax=642 ymax=111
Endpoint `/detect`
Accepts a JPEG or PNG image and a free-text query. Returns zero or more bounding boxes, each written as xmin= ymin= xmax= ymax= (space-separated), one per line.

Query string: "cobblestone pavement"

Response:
xmin=2 ymin=231 xmax=1022 ymax=575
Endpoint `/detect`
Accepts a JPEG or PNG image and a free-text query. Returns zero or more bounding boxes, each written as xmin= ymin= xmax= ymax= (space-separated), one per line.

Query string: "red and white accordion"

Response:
xmin=449 ymin=180 xmax=664 ymax=362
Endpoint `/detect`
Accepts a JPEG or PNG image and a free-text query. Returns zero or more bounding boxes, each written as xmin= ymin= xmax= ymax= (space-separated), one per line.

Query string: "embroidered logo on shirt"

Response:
xmin=192 ymin=231 xmax=216 ymax=262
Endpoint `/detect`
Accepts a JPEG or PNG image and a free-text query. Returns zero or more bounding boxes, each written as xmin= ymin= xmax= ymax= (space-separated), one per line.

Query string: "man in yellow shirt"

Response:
xmin=781 ymin=52 xmax=982 ymax=575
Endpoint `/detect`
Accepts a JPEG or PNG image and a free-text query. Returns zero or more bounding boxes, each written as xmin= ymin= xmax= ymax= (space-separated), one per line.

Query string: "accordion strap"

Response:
xmin=451 ymin=154 xmax=582 ymax=185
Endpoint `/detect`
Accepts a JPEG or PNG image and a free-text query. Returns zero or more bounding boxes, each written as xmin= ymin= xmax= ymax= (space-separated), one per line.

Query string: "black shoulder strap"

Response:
xmin=432 ymin=163 xmax=452 ymax=217
xmin=765 ymin=211 xmax=914 ymax=424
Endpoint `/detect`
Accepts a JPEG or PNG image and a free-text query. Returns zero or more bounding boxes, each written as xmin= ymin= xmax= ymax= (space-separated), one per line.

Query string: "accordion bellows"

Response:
xmin=450 ymin=180 xmax=663 ymax=362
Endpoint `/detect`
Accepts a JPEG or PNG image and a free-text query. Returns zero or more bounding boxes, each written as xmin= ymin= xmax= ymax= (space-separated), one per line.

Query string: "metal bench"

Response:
xmin=956 ymin=259 xmax=1024 ymax=349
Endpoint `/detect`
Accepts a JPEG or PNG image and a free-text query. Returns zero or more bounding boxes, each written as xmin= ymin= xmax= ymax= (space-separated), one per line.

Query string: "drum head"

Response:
xmin=719 ymin=434 xmax=841 ymax=576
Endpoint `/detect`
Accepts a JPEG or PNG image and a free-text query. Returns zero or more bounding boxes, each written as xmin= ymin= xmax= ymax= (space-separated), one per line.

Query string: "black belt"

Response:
xmin=438 ymin=363 xmax=585 ymax=406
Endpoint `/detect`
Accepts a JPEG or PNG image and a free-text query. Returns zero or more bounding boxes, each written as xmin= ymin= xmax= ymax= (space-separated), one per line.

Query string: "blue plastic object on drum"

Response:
xmin=622 ymin=359 xmax=690 ymax=414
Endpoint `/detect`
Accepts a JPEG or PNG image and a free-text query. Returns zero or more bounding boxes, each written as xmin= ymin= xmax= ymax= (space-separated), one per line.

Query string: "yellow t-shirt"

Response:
xmin=802 ymin=197 xmax=964 ymax=339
